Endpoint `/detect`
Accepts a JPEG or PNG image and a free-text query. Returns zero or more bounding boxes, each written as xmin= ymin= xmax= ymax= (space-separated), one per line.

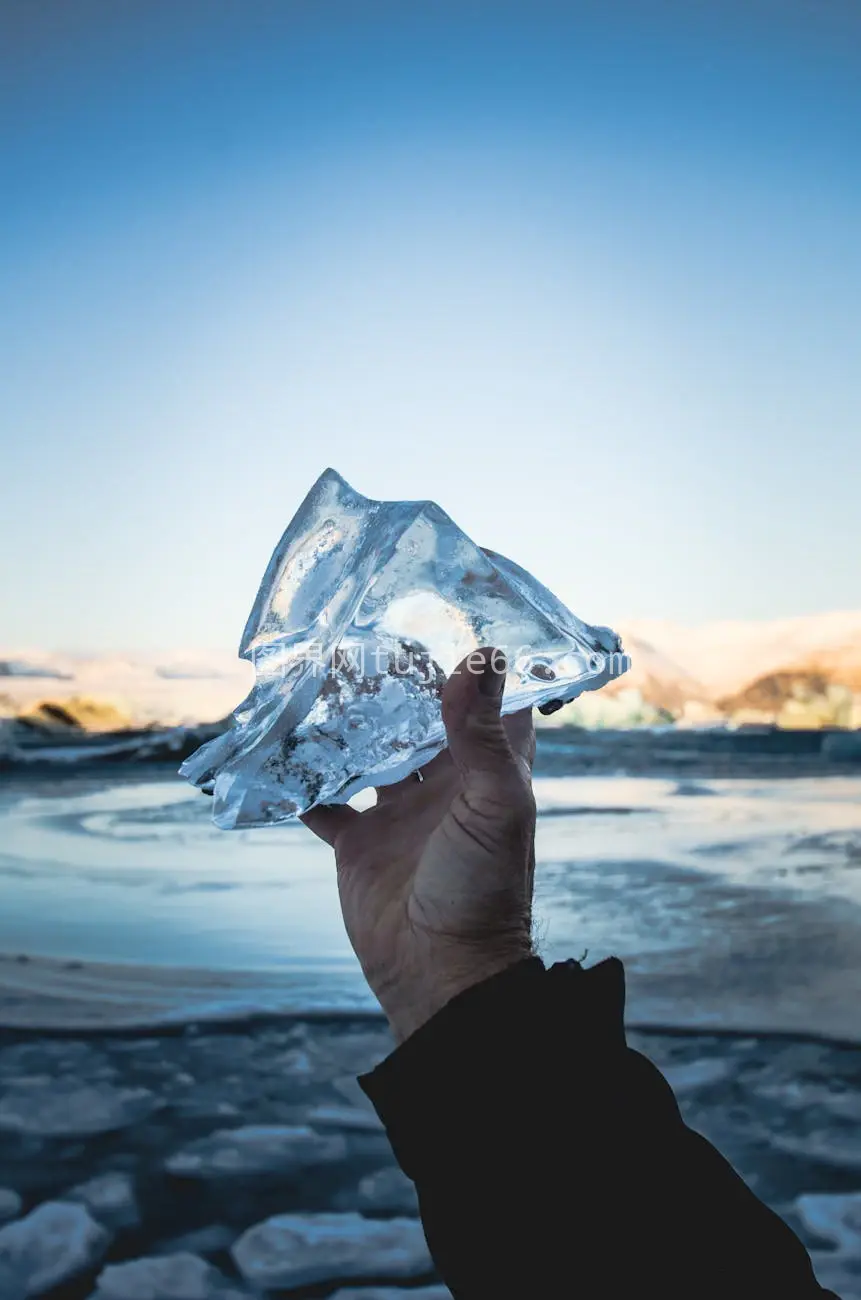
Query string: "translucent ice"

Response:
xmin=181 ymin=469 xmax=629 ymax=828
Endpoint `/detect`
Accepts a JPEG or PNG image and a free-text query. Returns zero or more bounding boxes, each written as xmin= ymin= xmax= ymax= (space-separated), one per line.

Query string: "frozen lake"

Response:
xmin=1 ymin=767 xmax=860 ymax=1037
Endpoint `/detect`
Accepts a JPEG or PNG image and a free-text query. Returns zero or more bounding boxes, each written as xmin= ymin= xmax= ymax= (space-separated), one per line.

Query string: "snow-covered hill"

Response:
xmin=1 ymin=609 xmax=859 ymax=732
xmin=0 ymin=651 xmax=253 ymax=728
xmin=619 ymin=610 xmax=861 ymax=700
xmin=561 ymin=610 xmax=861 ymax=728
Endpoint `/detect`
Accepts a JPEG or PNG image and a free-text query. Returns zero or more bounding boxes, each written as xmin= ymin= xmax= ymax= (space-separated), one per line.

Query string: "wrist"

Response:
xmin=379 ymin=941 xmax=535 ymax=1043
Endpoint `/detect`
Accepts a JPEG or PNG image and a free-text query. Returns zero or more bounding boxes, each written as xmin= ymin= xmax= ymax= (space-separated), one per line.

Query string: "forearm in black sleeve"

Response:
xmin=359 ymin=957 xmax=836 ymax=1300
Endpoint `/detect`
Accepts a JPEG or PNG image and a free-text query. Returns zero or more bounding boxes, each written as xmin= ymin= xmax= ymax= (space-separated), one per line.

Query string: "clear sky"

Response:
xmin=2 ymin=0 xmax=859 ymax=652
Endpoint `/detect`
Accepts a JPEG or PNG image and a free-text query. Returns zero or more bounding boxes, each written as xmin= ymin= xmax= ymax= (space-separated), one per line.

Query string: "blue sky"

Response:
xmin=2 ymin=1 xmax=859 ymax=651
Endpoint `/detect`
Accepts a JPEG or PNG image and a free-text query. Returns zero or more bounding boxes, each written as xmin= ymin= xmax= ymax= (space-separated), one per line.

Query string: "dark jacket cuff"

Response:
xmin=359 ymin=955 xmax=627 ymax=1179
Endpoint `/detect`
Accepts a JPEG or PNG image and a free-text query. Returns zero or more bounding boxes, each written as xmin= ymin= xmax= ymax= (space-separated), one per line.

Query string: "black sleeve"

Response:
xmin=359 ymin=956 xmax=837 ymax=1300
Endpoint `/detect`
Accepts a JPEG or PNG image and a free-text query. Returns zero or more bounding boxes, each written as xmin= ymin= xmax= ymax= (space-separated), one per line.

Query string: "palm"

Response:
xmin=302 ymin=652 xmax=537 ymax=1039
xmin=331 ymin=750 xmax=465 ymax=976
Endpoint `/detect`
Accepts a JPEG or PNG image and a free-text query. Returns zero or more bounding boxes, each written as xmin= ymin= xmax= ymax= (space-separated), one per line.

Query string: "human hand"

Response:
xmin=301 ymin=648 xmax=537 ymax=1042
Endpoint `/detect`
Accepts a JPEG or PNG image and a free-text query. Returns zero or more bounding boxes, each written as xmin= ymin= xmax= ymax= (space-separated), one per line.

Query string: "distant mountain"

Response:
xmin=155 ymin=662 xmax=235 ymax=680
xmin=19 ymin=696 xmax=135 ymax=733
xmin=544 ymin=611 xmax=861 ymax=729
xmin=0 ymin=651 xmax=253 ymax=729
xmin=795 ymin=644 xmax=861 ymax=693
xmin=603 ymin=635 xmax=711 ymax=713
xmin=714 ymin=643 xmax=861 ymax=730
xmin=1 ymin=611 xmax=859 ymax=733
xmin=619 ymin=610 xmax=861 ymax=698
xmin=0 ymin=659 xmax=73 ymax=680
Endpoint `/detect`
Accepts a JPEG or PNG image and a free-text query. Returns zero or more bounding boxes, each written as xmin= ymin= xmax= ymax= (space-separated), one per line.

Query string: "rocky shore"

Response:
xmin=0 ymin=1016 xmax=859 ymax=1298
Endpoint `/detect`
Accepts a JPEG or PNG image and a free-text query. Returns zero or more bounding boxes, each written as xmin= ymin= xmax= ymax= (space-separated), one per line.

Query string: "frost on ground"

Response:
xmin=166 ymin=1125 xmax=347 ymax=1178
xmin=0 ymin=1201 xmax=109 ymax=1296
xmin=0 ymin=1080 xmax=161 ymax=1138
xmin=0 ymin=1016 xmax=857 ymax=1298
xmin=91 ymin=1252 xmax=250 ymax=1299
xmin=231 ymin=1212 xmax=431 ymax=1289
xmin=63 ymin=1172 xmax=140 ymax=1231
xmin=796 ymin=1192 xmax=861 ymax=1300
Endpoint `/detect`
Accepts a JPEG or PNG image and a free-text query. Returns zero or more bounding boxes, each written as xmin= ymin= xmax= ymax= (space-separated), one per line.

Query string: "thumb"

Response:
xmin=442 ymin=647 xmax=515 ymax=782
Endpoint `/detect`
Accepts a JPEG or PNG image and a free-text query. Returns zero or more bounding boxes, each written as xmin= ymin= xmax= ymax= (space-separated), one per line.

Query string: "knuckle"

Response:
xmin=475 ymin=774 xmax=534 ymax=824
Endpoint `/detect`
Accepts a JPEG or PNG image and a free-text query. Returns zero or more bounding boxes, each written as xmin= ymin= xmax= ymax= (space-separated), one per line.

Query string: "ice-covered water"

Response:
xmin=1 ymin=770 xmax=860 ymax=1037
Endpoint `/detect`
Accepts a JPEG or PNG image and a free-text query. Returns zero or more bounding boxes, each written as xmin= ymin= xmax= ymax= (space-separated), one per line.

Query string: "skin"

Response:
xmin=302 ymin=647 xmax=537 ymax=1042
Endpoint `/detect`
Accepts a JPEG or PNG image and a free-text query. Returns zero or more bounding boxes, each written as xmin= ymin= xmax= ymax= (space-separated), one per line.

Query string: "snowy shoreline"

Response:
xmin=2 ymin=952 xmax=860 ymax=1047
xmin=0 ymin=954 xmax=378 ymax=1035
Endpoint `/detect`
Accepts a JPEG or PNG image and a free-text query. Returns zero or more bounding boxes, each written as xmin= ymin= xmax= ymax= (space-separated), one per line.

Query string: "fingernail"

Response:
xmin=479 ymin=652 xmax=507 ymax=697
xmin=539 ymin=698 xmax=564 ymax=716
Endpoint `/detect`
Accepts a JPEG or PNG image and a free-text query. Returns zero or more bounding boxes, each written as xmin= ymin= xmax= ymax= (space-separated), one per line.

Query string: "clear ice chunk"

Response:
xmin=180 ymin=469 xmax=629 ymax=828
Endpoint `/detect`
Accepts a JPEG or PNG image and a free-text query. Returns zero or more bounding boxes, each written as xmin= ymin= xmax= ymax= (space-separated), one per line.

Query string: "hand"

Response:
xmin=302 ymin=648 xmax=537 ymax=1042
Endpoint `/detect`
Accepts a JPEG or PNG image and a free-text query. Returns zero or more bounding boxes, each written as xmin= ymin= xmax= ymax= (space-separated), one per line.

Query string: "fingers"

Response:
xmin=375 ymin=748 xmax=455 ymax=804
xmin=377 ymin=706 xmax=535 ymax=812
xmin=442 ymin=647 xmax=515 ymax=781
xmin=300 ymin=803 xmax=359 ymax=847
xmin=415 ymin=748 xmax=455 ymax=783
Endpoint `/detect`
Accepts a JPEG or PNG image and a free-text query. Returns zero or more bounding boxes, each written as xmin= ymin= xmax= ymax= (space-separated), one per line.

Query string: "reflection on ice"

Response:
xmin=535 ymin=775 xmax=861 ymax=903
xmin=0 ymin=772 xmax=860 ymax=1036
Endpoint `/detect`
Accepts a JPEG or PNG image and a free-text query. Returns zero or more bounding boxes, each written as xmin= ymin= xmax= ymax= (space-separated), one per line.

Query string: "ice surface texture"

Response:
xmin=181 ymin=469 xmax=629 ymax=828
